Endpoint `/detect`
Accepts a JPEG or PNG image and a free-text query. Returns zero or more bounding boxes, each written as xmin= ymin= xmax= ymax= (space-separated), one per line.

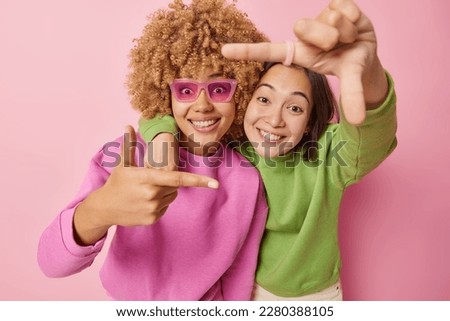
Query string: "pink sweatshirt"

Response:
xmin=38 ymin=135 xmax=268 ymax=300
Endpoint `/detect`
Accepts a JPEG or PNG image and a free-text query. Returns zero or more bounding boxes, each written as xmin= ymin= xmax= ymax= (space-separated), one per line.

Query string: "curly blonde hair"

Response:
xmin=127 ymin=0 xmax=268 ymax=134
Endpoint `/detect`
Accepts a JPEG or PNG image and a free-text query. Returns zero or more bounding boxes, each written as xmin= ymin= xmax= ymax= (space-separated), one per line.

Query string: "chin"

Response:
xmin=253 ymin=147 xmax=278 ymax=159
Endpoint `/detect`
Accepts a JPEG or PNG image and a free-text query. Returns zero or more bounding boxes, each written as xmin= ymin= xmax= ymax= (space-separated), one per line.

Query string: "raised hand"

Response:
xmin=73 ymin=125 xmax=218 ymax=245
xmin=221 ymin=0 xmax=388 ymax=125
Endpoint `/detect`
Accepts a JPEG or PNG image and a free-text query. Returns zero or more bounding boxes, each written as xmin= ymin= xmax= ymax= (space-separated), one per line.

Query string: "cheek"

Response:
xmin=289 ymin=121 xmax=307 ymax=143
xmin=243 ymin=103 xmax=258 ymax=125
xmin=221 ymin=103 xmax=236 ymax=125
xmin=171 ymin=102 xmax=188 ymax=119
xmin=225 ymin=104 xmax=236 ymax=119
xmin=243 ymin=109 xmax=260 ymax=141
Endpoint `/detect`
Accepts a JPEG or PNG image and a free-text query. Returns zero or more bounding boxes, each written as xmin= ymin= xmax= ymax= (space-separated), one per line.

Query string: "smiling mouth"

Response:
xmin=259 ymin=129 xmax=285 ymax=142
xmin=190 ymin=119 xmax=219 ymax=129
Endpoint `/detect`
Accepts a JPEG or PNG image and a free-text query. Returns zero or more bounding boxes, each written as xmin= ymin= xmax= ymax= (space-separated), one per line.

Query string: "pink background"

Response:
xmin=0 ymin=0 xmax=449 ymax=300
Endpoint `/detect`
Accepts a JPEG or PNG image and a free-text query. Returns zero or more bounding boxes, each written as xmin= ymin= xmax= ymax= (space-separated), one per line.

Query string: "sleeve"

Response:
xmin=138 ymin=115 xmax=178 ymax=142
xmin=37 ymin=149 xmax=112 ymax=278
xmin=220 ymin=180 xmax=268 ymax=300
xmin=331 ymin=71 xmax=398 ymax=188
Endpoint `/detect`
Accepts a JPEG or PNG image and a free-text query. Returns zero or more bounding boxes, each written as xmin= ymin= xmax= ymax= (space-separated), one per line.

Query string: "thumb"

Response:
xmin=339 ymin=70 xmax=366 ymax=125
xmin=121 ymin=125 xmax=138 ymax=167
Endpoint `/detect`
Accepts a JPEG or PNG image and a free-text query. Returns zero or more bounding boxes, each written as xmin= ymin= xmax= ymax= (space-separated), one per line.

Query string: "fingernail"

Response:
xmin=208 ymin=180 xmax=219 ymax=189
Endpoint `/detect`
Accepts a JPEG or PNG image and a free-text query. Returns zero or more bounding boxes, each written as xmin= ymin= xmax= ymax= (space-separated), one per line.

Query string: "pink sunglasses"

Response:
xmin=170 ymin=79 xmax=237 ymax=103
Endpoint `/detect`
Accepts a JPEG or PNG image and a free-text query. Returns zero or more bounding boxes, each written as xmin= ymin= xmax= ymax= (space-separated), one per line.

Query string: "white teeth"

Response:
xmin=191 ymin=119 xmax=217 ymax=128
xmin=260 ymin=129 xmax=281 ymax=141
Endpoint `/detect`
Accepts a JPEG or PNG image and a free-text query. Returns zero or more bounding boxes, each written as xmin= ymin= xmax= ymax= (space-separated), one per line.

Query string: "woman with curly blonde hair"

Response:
xmin=38 ymin=0 xmax=269 ymax=300
xmin=133 ymin=0 xmax=267 ymax=143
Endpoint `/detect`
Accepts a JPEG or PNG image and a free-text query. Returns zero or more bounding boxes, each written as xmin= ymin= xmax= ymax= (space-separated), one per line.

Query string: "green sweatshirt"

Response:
xmin=138 ymin=73 xmax=397 ymax=297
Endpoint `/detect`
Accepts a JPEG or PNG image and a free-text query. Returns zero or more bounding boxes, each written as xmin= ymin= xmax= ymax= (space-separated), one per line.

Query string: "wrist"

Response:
xmin=73 ymin=190 xmax=111 ymax=245
xmin=362 ymin=56 xmax=389 ymax=109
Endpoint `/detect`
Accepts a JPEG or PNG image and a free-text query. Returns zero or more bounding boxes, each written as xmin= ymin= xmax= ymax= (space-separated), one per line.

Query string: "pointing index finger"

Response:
xmin=145 ymin=168 xmax=220 ymax=189
xmin=222 ymin=42 xmax=287 ymax=63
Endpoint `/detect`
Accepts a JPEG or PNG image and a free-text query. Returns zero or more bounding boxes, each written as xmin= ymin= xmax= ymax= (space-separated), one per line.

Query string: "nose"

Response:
xmin=193 ymin=90 xmax=213 ymax=112
xmin=264 ymin=107 xmax=285 ymax=128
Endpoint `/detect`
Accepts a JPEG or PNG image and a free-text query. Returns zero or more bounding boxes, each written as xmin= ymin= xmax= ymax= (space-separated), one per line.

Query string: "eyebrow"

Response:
xmin=256 ymin=83 xmax=310 ymax=105
xmin=185 ymin=73 xmax=224 ymax=79
xmin=208 ymin=73 xmax=224 ymax=79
